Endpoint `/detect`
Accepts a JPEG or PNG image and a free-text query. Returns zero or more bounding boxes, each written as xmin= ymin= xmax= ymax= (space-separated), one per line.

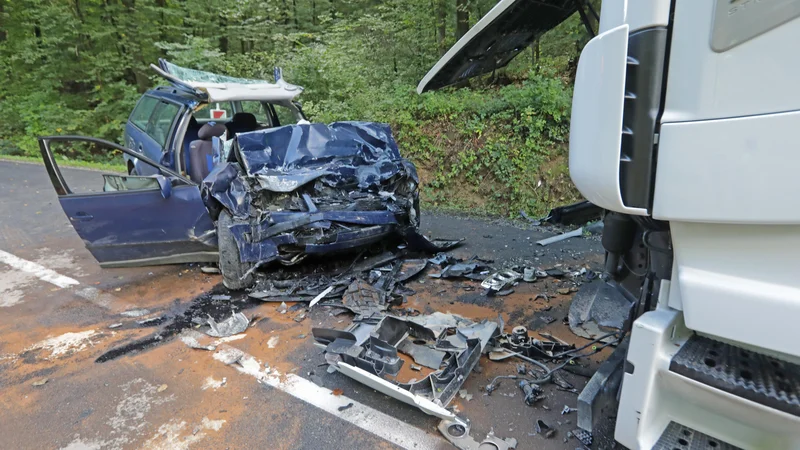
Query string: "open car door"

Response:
xmin=38 ymin=136 xmax=218 ymax=268
xmin=417 ymin=0 xmax=579 ymax=93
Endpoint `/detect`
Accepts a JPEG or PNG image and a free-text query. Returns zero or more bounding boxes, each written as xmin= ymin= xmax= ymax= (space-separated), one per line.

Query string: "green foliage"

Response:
xmin=0 ymin=0 xmax=591 ymax=215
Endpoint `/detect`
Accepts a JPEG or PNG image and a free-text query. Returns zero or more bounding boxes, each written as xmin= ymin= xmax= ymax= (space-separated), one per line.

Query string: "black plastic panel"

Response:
xmin=670 ymin=335 xmax=800 ymax=417
xmin=619 ymin=27 xmax=667 ymax=209
xmin=653 ymin=421 xmax=741 ymax=450
xmin=419 ymin=0 xmax=576 ymax=92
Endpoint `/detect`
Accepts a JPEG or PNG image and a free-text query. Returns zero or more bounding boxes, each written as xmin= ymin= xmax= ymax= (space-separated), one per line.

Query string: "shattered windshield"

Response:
xmin=161 ymin=60 xmax=270 ymax=85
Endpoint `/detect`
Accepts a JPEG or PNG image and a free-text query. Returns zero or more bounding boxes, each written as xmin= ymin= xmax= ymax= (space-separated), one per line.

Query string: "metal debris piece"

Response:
xmin=402 ymin=230 xmax=464 ymax=252
xmin=211 ymin=294 xmax=231 ymax=300
xmin=277 ymin=302 xmax=288 ymax=314
xmin=397 ymin=259 xmax=428 ymax=282
xmin=215 ymin=347 xmax=245 ymax=365
xmin=410 ymin=364 xmax=422 ymax=371
xmin=491 ymin=288 xmax=515 ymax=297
xmin=431 ymin=261 xmax=489 ymax=280
xmin=536 ymin=228 xmax=584 ymax=246
xmin=438 ymin=419 xmax=518 ymax=450
xmin=201 ymin=266 xmax=221 ymax=274
xmin=523 ymin=267 xmax=537 ymax=282
xmin=481 ymin=270 xmax=521 ymax=291
xmin=157 ymin=384 xmax=168 ymax=393
xmin=180 ymin=330 xmax=217 ymax=351
xmin=495 ymin=326 xmax=574 ymax=360
xmin=536 ymin=419 xmax=555 ymax=438
xmin=562 ymin=405 xmax=574 ymax=415
xmin=309 ymin=285 xmax=335 ymax=308
xmin=568 ymin=280 xmax=632 ymax=341
xmin=338 ymin=402 xmax=354 ymax=412
xmin=516 ymin=363 xmax=527 ymax=374
xmin=108 ymin=323 xmax=123 ymax=329
xmin=293 ymin=312 xmax=307 ymax=323
xmin=539 ymin=314 xmax=556 ymax=324
xmin=519 ymin=380 xmax=544 ymax=406
xmin=32 ymin=378 xmax=49 ymax=387
xmin=206 ymin=312 xmax=249 ymax=337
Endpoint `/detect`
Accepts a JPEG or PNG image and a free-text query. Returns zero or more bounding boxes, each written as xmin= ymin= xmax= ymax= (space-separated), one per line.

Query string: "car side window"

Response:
xmin=273 ymin=104 xmax=301 ymax=126
xmin=130 ymin=96 xmax=160 ymax=130
xmin=240 ymin=101 xmax=269 ymax=124
xmin=146 ymin=102 xmax=180 ymax=147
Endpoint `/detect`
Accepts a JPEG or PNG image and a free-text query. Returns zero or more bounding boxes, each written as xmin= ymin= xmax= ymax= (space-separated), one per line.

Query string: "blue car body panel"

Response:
xmin=58 ymin=185 xmax=217 ymax=265
xmin=39 ymin=136 xmax=217 ymax=268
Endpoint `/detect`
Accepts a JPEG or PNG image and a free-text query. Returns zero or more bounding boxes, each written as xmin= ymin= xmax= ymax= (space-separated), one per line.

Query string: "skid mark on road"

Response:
xmin=184 ymin=334 xmax=447 ymax=450
xmin=0 ymin=249 xmax=80 ymax=288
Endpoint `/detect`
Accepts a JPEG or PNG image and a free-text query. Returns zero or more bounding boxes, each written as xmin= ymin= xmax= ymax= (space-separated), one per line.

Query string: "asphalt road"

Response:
xmin=0 ymin=159 xmax=606 ymax=450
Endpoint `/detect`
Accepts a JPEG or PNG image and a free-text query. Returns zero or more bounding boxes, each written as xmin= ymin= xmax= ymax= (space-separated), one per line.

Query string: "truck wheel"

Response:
xmin=217 ymin=210 xmax=254 ymax=290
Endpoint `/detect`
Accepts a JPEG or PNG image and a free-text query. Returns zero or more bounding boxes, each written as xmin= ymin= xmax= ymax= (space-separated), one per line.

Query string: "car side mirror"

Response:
xmin=154 ymin=175 xmax=172 ymax=199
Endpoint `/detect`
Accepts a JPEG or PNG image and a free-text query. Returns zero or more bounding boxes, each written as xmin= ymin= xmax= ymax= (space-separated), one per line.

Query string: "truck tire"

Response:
xmin=217 ymin=211 xmax=254 ymax=290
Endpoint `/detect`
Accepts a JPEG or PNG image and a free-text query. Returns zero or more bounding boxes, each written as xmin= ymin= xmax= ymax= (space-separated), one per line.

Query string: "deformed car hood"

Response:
xmin=235 ymin=121 xmax=415 ymax=192
xmin=417 ymin=0 xmax=577 ymax=93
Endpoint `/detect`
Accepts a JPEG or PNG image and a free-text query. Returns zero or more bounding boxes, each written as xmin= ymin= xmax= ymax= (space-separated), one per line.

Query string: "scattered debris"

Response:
xmin=536 ymin=221 xmax=603 ymax=246
xmin=410 ymin=364 xmax=422 ymax=371
xmin=332 ymin=388 xmax=344 ymax=396
xmin=206 ymin=312 xmax=249 ymax=338
xmin=536 ymin=419 xmax=555 ymax=438
xmin=543 ymin=200 xmax=603 ymax=226
xmin=523 ymin=267 xmax=537 ymax=282
xmin=32 ymin=378 xmax=49 ymax=387
xmin=438 ymin=419 xmax=518 ymax=450
xmin=572 ymin=428 xmax=593 ymax=446
xmin=292 ymin=311 xmax=307 ymax=323
xmin=519 ymin=380 xmax=544 ymax=406
xmin=277 ymin=302 xmax=288 ymax=314
xmin=267 ymin=336 xmax=279 ymax=349
xmin=562 ymin=405 xmax=575 ymax=415
xmin=157 ymin=384 xmax=168 ymax=393
xmin=108 ymin=323 xmax=123 ymax=329
xmin=481 ymin=270 xmax=521 ymax=292
xmin=201 ymin=266 xmax=221 ymax=274
xmin=568 ymin=280 xmax=632 ymax=341
xmin=309 ymin=286 xmax=335 ymax=308
xmin=494 ymin=326 xmax=574 ymax=360
xmin=338 ymin=402 xmax=354 ymax=412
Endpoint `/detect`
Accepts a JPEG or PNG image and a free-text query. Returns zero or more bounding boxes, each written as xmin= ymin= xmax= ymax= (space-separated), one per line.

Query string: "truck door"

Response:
xmin=38 ymin=136 xmax=218 ymax=268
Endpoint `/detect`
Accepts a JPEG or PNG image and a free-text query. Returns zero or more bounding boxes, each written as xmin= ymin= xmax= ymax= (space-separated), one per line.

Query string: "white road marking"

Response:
xmin=0 ymin=249 xmax=79 ymax=288
xmin=196 ymin=339 xmax=447 ymax=450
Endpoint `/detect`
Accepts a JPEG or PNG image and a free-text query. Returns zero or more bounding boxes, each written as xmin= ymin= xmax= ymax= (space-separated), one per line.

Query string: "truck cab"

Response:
xmin=419 ymin=0 xmax=800 ymax=448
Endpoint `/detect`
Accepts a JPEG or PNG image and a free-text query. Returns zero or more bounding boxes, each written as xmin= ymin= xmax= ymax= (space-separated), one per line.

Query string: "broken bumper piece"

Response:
xmin=312 ymin=314 xmax=498 ymax=419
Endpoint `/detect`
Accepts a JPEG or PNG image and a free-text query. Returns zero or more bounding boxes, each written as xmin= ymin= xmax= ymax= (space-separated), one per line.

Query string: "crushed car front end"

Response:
xmin=203 ymin=121 xmax=420 ymax=271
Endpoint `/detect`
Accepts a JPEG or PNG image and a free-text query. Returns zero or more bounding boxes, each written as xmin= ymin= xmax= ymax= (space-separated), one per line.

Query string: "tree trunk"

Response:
xmin=312 ymin=0 xmax=317 ymax=26
xmin=0 ymin=0 xmax=5 ymax=42
xmin=455 ymin=0 xmax=469 ymax=39
xmin=292 ymin=0 xmax=298 ymax=28
xmin=436 ymin=0 xmax=446 ymax=55
xmin=531 ymin=38 xmax=540 ymax=72
xmin=219 ymin=16 xmax=229 ymax=53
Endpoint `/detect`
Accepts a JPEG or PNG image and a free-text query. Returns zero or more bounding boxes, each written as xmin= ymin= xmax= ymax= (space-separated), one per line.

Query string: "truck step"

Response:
xmin=652 ymin=422 xmax=741 ymax=450
xmin=669 ymin=335 xmax=800 ymax=417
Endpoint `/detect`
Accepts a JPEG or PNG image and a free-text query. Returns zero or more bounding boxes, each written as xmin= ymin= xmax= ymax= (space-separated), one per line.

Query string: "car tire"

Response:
xmin=217 ymin=210 xmax=254 ymax=290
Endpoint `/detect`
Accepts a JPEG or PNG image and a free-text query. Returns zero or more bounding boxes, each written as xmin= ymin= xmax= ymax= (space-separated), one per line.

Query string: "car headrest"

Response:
xmin=231 ymin=112 xmax=258 ymax=127
xmin=197 ymin=122 xmax=226 ymax=140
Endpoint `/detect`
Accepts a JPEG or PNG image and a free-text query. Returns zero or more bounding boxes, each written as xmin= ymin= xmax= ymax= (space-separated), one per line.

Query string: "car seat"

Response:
xmin=188 ymin=123 xmax=226 ymax=183
xmin=183 ymin=116 xmax=201 ymax=174
xmin=225 ymin=112 xmax=259 ymax=137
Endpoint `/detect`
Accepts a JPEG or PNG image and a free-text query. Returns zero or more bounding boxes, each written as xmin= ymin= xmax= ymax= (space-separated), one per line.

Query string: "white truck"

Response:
xmin=419 ymin=1 xmax=800 ymax=448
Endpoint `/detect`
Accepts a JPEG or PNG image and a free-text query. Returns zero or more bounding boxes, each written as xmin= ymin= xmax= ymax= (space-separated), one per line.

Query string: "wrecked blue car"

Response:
xmin=39 ymin=120 xmax=420 ymax=289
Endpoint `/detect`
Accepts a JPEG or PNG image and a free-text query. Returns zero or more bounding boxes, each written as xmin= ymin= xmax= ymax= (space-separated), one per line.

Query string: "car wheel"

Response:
xmin=217 ymin=210 xmax=254 ymax=290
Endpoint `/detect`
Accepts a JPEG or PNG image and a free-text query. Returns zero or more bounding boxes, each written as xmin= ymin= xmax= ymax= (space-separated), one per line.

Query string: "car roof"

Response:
xmin=150 ymin=59 xmax=304 ymax=103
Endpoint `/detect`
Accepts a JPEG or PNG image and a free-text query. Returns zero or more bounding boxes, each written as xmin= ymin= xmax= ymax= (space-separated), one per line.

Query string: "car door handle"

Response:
xmin=72 ymin=212 xmax=94 ymax=221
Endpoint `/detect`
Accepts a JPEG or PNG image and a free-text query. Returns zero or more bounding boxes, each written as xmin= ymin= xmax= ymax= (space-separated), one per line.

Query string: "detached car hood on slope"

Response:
xmin=204 ymin=121 xmax=421 ymax=264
